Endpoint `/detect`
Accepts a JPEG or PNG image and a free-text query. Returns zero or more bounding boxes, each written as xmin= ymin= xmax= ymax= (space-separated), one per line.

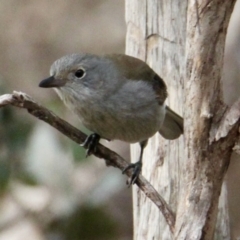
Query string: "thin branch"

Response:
xmin=0 ymin=91 xmax=176 ymax=232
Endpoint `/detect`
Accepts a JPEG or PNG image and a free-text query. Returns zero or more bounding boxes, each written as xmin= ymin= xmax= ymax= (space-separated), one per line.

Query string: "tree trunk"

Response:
xmin=125 ymin=0 xmax=236 ymax=239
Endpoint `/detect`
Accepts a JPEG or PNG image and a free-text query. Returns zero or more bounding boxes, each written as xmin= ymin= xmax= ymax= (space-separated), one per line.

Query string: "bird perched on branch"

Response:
xmin=39 ymin=53 xmax=183 ymax=184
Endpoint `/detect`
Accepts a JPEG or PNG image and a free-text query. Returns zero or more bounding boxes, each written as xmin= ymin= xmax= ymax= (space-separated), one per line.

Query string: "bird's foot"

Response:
xmin=81 ymin=133 xmax=100 ymax=157
xmin=122 ymin=160 xmax=142 ymax=185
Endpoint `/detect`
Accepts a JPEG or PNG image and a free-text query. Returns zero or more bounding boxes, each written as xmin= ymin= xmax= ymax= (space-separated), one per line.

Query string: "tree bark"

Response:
xmin=125 ymin=0 xmax=236 ymax=239
xmin=126 ymin=0 xmax=186 ymax=239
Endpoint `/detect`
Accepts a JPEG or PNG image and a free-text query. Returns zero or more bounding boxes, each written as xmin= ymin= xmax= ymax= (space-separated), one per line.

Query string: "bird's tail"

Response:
xmin=159 ymin=106 xmax=183 ymax=140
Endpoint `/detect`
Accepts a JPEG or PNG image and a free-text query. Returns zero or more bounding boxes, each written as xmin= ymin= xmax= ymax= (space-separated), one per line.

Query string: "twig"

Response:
xmin=0 ymin=91 xmax=176 ymax=233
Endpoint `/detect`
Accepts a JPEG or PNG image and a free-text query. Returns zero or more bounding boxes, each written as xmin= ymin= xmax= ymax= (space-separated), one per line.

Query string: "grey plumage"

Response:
xmin=39 ymin=53 xmax=183 ymax=184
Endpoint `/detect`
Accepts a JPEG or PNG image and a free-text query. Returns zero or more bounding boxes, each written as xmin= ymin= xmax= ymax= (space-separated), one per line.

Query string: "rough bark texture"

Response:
xmin=126 ymin=0 xmax=237 ymax=239
xmin=177 ymin=1 xmax=236 ymax=239
xmin=126 ymin=0 xmax=185 ymax=238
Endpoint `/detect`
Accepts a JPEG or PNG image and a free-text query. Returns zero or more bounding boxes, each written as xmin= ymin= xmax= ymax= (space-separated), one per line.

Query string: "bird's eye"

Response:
xmin=74 ymin=69 xmax=85 ymax=78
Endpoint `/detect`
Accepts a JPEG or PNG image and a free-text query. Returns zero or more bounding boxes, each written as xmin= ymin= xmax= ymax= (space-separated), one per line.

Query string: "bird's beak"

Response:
xmin=39 ymin=76 xmax=66 ymax=88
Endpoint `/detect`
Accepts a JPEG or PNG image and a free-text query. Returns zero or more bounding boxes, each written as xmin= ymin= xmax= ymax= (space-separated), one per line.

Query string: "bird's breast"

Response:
xmin=57 ymin=80 xmax=166 ymax=143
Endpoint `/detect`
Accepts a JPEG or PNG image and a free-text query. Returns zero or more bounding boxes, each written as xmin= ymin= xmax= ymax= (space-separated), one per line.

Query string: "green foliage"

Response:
xmin=48 ymin=205 xmax=119 ymax=240
xmin=64 ymin=206 xmax=118 ymax=240
xmin=0 ymin=103 xmax=34 ymax=191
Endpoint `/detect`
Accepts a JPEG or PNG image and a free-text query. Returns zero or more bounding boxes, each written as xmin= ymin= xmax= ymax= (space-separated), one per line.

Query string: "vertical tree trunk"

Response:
xmin=125 ymin=0 xmax=236 ymax=239
xmin=125 ymin=0 xmax=186 ymax=239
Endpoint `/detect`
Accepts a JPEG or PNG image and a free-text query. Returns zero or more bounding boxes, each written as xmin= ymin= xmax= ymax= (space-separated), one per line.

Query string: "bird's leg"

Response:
xmin=81 ymin=133 xmax=100 ymax=156
xmin=122 ymin=140 xmax=148 ymax=185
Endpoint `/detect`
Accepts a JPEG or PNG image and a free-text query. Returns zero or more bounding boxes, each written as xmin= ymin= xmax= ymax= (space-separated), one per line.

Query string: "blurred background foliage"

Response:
xmin=0 ymin=1 xmax=132 ymax=240
xmin=0 ymin=0 xmax=240 ymax=239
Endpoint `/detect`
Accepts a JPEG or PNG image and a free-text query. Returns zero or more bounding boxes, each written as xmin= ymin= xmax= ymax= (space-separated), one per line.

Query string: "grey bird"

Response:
xmin=39 ymin=53 xmax=183 ymax=184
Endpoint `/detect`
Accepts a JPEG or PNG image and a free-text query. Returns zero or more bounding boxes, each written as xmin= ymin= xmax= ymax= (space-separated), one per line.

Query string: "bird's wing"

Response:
xmin=106 ymin=54 xmax=168 ymax=104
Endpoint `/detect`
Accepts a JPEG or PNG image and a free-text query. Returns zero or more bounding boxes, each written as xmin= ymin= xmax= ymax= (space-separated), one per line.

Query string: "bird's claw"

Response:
xmin=122 ymin=161 xmax=142 ymax=185
xmin=81 ymin=133 xmax=100 ymax=157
